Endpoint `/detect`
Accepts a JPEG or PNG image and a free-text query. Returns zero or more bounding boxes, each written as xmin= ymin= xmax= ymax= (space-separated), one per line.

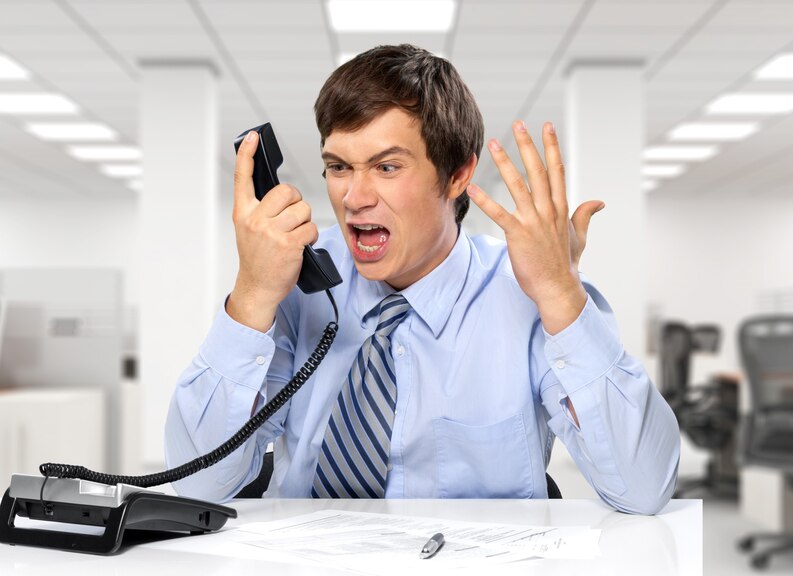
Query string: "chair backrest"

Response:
xmin=545 ymin=473 xmax=562 ymax=499
xmin=659 ymin=322 xmax=693 ymax=402
xmin=739 ymin=315 xmax=793 ymax=413
xmin=691 ymin=324 xmax=720 ymax=354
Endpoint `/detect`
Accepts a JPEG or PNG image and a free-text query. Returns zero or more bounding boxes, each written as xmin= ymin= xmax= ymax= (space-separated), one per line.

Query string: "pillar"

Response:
xmin=139 ymin=60 xmax=219 ymax=468
xmin=566 ymin=61 xmax=646 ymax=360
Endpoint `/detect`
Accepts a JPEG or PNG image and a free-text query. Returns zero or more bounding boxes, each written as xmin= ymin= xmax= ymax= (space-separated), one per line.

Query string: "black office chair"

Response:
xmin=659 ymin=321 xmax=739 ymax=497
xmin=735 ymin=315 xmax=793 ymax=570
xmin=236 ymin=452 xmax=563 ymax=499
xmin=236 ymin=451 xmax=275 ymax=498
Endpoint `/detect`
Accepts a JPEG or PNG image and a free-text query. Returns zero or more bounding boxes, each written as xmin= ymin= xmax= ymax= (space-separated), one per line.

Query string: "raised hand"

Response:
xmin=467 ymin=121 xmax=604 ymax=334
xmin=227 ymin=130 xmax=318 ymax=332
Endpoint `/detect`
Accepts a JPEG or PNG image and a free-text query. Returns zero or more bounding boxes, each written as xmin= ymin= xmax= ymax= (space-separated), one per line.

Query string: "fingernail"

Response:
xmin=515 ymin=120 xmax=527 ymax=133
xmin=547 ymin=122 xmax=556 ymax=135
xmin=488 ymin=139 xmax=502 ymax=152
xmin=245 ymin=131 xmax=255 ymax=142
xmin=467 ymin=184 xmax=479 ymax=197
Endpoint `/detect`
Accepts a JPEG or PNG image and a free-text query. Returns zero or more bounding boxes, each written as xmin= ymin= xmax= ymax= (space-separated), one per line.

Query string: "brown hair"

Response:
xmin=314 ymin=44 xmax=484 ymax=225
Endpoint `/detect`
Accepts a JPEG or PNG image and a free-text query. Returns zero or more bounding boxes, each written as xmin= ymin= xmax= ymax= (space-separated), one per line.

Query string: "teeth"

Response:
xmin=353 ymin=224 xmax=382 ymax=230
xmin=357 ymin=241 xmax=381 ymax=253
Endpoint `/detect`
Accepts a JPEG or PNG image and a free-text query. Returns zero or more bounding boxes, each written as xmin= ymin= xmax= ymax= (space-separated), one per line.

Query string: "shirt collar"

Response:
xmin=352 ymin=231 xmax=471 ymax=337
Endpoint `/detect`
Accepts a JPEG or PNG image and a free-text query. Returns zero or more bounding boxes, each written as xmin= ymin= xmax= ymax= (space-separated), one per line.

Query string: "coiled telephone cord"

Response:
xmin=39 ymin=289 xmax=339 ymax=489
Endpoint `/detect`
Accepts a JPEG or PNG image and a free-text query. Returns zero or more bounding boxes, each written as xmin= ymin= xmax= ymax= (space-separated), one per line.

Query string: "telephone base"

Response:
xmin=0 ymin=474 xmax=236 ymax=555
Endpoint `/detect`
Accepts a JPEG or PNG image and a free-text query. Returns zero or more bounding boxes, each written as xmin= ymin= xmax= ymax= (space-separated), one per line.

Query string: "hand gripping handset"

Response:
xmin=233 ymin=123 xmax=342 ymax=294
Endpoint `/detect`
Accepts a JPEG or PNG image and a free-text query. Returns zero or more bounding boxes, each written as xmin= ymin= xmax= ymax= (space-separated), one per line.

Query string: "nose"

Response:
xmin=343 ymin=169 xmax=378 ymax=212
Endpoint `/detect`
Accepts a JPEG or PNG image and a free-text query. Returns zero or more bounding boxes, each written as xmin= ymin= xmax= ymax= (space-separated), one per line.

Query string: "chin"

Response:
xmin=352 ymin=261 xmax=390 ymax=282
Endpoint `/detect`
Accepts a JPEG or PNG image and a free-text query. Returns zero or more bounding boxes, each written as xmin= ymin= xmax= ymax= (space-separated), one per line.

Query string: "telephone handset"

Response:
xmin=233 ymin=123 xmax=342 ymax=294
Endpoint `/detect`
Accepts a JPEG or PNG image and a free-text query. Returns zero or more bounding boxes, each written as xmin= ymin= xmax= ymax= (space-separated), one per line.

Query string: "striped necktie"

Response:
xmin=312 ymin=294 xmax=411 ymax=498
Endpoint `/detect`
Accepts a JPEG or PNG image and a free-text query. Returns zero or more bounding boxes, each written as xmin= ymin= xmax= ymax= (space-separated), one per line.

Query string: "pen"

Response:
xmin=419 ymin=532 xmax=445 ymax=559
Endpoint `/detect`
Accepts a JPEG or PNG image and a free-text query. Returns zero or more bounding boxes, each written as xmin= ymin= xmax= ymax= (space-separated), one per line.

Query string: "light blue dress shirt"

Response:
xmin=165 ymin=225 xmax=680 ymax=514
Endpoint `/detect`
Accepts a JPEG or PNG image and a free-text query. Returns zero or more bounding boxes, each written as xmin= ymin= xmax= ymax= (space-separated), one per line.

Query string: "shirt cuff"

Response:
xmin=542 ymin=294 xmax=623 ymax=398
xmin=199 ymin=301 xmax=277 ymax=391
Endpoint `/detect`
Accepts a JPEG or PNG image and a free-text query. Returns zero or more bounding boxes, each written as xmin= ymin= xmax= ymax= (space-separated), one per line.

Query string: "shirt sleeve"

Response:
xmin=163 ymin=302 xmax=282 ymax=503
xmin=537 ymin=284 xmax=680 ymax=515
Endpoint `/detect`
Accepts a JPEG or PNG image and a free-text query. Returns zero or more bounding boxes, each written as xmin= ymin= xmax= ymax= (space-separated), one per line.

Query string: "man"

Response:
xmin=165 ymin=44 xmax=679 ymax=514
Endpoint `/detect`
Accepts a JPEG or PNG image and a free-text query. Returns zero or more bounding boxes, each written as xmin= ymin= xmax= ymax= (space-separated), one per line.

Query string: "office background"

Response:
xmin=1 ymin=0 xmax=792 ymax=573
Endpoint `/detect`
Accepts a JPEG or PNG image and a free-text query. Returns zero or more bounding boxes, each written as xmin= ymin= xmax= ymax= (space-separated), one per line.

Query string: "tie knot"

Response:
xmin=375 ymin=294 xmax=410 ymax=338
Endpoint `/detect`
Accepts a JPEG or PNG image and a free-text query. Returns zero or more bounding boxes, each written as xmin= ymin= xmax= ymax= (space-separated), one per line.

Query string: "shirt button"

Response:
xmin=555 ymin=359 xmax=566 ymax=369
xmin=255 ymin=355 xmax=266 ymax=365
xmin=396 ymin=345 xmax=405 ymax=357
xmin=387 ymin=463 xmax=394 ymax=471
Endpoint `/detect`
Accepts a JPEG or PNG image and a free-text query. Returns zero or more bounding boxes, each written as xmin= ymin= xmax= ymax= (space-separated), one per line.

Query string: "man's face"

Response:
xmin=322 ymin=108 xmax=461 ymax=290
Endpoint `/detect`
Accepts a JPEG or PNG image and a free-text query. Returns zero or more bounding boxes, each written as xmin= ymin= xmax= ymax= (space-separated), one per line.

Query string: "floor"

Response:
xmin=547 ymin=436 xmax=793 ymax=575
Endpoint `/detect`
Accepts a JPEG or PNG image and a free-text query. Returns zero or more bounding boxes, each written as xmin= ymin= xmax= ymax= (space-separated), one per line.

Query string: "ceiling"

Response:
xmin=1 ymin=0 xmax=792 ymax=224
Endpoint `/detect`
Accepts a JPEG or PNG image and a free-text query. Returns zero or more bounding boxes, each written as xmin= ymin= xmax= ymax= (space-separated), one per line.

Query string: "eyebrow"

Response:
xmin=321 ymin=146 xmax=415 ymax=165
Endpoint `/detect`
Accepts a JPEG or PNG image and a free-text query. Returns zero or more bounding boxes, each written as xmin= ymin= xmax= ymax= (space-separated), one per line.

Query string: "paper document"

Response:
xmin=237 ymin=509 xmax=600 ymax=572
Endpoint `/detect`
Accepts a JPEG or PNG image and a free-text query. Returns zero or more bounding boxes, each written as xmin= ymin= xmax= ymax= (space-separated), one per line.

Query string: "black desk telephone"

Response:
xmin=0 ymin=123 xmax=341 ymax=554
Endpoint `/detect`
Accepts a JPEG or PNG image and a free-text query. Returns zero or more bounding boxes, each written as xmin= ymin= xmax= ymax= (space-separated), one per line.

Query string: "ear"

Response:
xmin=446 ymin=153 xmax=478 ymax=200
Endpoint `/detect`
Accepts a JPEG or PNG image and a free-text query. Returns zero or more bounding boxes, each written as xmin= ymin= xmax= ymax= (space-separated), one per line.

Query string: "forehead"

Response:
xmin=323 ymin=108 xmax=426 ymax=157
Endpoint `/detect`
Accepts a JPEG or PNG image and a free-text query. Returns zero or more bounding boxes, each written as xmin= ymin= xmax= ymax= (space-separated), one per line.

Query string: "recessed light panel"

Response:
xmin=706 ymin=93 xmax=793 ymax=115
xmin=755 ymin=53 xmax=793 ymax=80
xmin=25 ymin=122 xmax=117 ymax=141
xmin=328 ymin=0 xmax=456 ymax=32
xmin=642 ymin=164 xmax=685 ymax=178
xmin=68 ymin=146 xmax=142 ymax=161
xmin=668 ymin=122 xmax=758 ymax=142
xmin=0 ymin=93 xmax=78 ymax=114
xmin=100 ymin=164 xmax=143 ymax=178
xmin=643 ymin=146 xmax=718 ymax=161
xmin=0 ymin=55 xmax=30 ymax=80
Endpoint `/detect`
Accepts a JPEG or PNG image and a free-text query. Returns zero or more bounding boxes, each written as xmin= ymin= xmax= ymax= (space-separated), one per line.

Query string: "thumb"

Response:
xmin=571 ymin=200 xmax=605 ymax=239
xmin=569 ymin=201 xmax=604 ymax=267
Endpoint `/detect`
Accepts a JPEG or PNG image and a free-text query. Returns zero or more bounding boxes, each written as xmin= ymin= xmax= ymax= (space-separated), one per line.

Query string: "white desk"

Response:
xmin=0 ymin=498 xmax=701 ymax=575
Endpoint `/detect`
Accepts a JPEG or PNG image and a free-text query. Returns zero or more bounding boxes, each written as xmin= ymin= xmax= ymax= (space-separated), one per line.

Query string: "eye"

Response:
xmin=325 ymin=162 xmax=348 ymax=175
xmin=377 ymin=163 xmax=400 ymax=174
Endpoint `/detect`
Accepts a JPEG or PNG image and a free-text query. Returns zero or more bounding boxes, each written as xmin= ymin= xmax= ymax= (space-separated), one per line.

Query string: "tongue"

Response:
xmin=358 ymin=227 xmax=389 ymax=247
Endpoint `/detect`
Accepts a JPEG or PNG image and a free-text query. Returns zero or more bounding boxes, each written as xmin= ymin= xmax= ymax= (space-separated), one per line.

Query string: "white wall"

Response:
xmin=0 ymin=197 xmax=140 ymax=303
xmin=0 ymin=192 xmax=241 ymax=320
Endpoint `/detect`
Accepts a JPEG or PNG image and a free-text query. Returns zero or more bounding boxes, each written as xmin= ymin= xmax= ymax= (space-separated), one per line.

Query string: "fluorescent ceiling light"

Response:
xmin=0 ymin=55 xmax=30 ymax=80
xmin=641 ymin=180 xmax=659 ymax=191
xmin=328 ymin=0 xmax=456 ymax=32
xmin=68 ymin=146 xmax=142 ymax=161
xmin=642 ymin=164 xmax=685 ymax=178
xmin=0 ymin=93 xmax=78 ymax=114
xmin=755 ymin=53 xmax=793 ymax=80
xmin=100 ymin=164 xmax=142 ymax=178
xmin=643 ymin=146 xmax=718 ymax=161
xmin=667 ymin=122 xmax=758 ymax=142
xmin=706 ymin=93 xmax=793 ymax=115
xmin=25 ymin=122 xmax=117 ymax=141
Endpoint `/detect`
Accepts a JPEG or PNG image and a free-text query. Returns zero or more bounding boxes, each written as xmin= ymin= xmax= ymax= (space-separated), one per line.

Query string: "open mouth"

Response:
xmin=349 ymin=223 xmax=390 ymax=258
